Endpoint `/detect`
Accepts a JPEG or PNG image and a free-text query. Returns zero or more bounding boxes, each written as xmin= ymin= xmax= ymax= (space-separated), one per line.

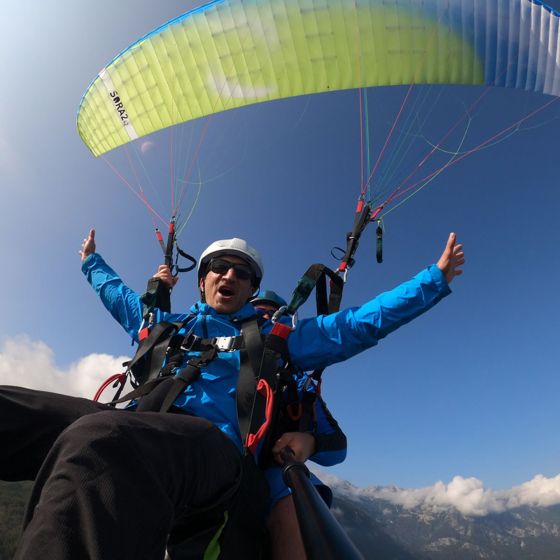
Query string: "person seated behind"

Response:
xmin=250 ymin=289 xmax=347 ymax=559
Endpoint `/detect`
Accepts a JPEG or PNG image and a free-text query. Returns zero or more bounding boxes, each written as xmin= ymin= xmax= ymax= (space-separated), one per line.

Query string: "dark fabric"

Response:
xmin=0 ymin=386 xmax=250 ymax=560
xmin=0 ymin=385 xmax=109 ymax=481
xmin=168 ymin=455 xmax=270 ymax=560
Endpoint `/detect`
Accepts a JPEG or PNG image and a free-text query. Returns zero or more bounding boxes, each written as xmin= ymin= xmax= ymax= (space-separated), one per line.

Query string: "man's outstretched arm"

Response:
xmin=288 ymin=233 xmax=464 ymax=371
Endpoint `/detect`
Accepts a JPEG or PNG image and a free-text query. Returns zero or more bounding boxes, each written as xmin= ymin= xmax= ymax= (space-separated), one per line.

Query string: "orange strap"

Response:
xmin=245 ymin=379 xmax=275 ymax=455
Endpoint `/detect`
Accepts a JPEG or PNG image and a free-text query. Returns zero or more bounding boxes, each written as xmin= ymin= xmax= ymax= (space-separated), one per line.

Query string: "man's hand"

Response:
xmin=80 ymin=229 xmax=96 ymax=261
xmin=153 ymin=265 xmax=179 ymax=289
xmin=272 ymin=432 xmax=316 ymax=464
xmin=437 ymin=232 xmax=465 ymax=284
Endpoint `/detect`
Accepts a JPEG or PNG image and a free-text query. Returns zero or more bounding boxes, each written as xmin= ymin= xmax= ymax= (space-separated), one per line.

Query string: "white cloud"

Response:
xmin=0 ymin=335 xmax=128 ymax=400
xmin=504 ymin=474 xmax=560 ymax=510
xmin=315 ymin=471 xmax=560 ymax=518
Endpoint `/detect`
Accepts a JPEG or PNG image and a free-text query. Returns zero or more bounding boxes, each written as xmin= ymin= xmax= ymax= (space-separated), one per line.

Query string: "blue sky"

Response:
xmin=1 ymin=0 xmax=560 ymax=497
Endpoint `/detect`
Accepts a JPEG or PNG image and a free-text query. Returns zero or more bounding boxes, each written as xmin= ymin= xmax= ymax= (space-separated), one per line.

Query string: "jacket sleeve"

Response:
xmin=309 ymin=395 xmax=347 ymax=466
xmin=287 ymin=264 xmax=451 ymax=371
xmin=81 ymin=253 xmax=144 ymax=342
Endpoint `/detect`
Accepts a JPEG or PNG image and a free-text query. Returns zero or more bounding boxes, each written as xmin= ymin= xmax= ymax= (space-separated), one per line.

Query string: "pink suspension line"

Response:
xmin=387 ymin=94 xmax=560 ymax=206
xmin=378 ymin=65 xmax=515 ymax=209
xmin=101 ymin=156 xmax=167 ymax=226
xmin=174 ymin=117 xmax=212 ymax=216
xmin=359 ymin=87 xmax=365 ymax=194
xmin=362 ymin=83 xmax=415 ymax=196
xmin=169 ymin=122 xmax=176 ymax=214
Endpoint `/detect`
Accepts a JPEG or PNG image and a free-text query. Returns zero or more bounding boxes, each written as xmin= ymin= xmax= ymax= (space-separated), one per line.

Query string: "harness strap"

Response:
xmin=126 ymin=320 xmax=189 ymax=386
xmin=284 ymin=264 xmax=344 ymax=386
xmin=107 ymin=376 xmax=168 ymax=406
xmin=237 ymin=316 xmax=265 ymax=443
xmin=109 ymin=316 xmax=273 ymax=426
xmin=141 ymin=276 xmax=171 ymax=315
xmin=181 ymin=333 xmax=244 ymax=353
xmin=286 ymin=264 xmax=343 ymax=317
xmin=243 ymin=323 xmax=293 ymax=460
xmin=157 ymin=348 xmax=217 ymax=413
xmin=250 ymin=263 xmax=347 ymax=446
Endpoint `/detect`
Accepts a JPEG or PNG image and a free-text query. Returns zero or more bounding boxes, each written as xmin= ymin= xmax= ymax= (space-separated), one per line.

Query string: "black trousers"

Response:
xmin=0 ymin=385 xmax=247 ymax=560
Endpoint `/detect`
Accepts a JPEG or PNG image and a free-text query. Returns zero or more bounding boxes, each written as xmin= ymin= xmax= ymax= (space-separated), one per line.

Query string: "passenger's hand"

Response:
xmin=272 ymin=432 xmax=316 ymax=464
xmin=437 ymin=232 xmax=465 ymax=284
xmin=80 ymin=229 xmax=96 ymax=261
xmin=153 ymin=265 xmax=178 ymax=288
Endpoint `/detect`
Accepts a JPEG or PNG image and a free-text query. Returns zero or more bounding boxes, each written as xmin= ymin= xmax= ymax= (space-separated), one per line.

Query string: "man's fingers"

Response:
xmin=446 ymin=232 xmax=456 ymax=250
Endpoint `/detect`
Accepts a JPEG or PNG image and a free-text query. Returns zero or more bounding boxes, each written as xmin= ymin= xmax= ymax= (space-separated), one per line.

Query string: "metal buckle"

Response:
xmin=271 ymin=306 xmax=298 ymax=329
xmin=213 ymin=336 xmax=237 ymax=352
xmin=180 ymin=333 xmax=201 ymax=352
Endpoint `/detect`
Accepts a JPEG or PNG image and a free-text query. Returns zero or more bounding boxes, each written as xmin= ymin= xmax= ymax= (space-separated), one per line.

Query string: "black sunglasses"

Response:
xmin=208 ymin=258 xmax=254 ymax=281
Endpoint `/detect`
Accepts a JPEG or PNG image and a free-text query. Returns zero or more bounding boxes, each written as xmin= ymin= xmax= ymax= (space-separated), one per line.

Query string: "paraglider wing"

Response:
xmin=77 ymin=0 xmax=560 ymax=157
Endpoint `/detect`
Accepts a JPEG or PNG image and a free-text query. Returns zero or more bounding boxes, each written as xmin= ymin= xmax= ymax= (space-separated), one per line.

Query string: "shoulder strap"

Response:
xmin=236 ymin=316 xmax=265 ymax=442
xmin=155 ymin=348 xmax=217 ymax=413
xmin=285 ymin=264 xmax=344 ymax=383
xmin=244 ymin=321 xmax=294 ymax=459
xmin=286 ymin=264 xmax=344 ymax=317
xmin=126 ymin=319 xmax=191 ymax=386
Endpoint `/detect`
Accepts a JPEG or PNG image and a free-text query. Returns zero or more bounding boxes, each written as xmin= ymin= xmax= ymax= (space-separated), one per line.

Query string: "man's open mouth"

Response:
xmin=218 ymin=286 xmax=234 ymax=297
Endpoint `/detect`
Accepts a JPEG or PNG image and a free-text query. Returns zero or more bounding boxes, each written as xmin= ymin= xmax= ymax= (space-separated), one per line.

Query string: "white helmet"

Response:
xmin=198 ymin=238 xmax=264 ymax=284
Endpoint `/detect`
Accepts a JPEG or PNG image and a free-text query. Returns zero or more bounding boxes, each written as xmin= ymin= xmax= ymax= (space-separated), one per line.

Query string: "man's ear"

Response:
xmin=198 ymin=277 xmax=205 ymax=301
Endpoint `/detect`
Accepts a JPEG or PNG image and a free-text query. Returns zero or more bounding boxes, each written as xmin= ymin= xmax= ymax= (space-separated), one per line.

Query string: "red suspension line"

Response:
xmin=175 ymin=117 xmax=212 ymax=215
xmin=386 ymin=66 xmax=514 ymax=201
xmin=124 ymin=147 xmax=160 ymax=232
xmin=102 ymin=156 xmax=167 ymax=226
xmin=362 ymin=83 xmax=416 ymax=194
xmin=170 ymin=122 xmax=176 ymax=213
xmin=387 ymin=94 xmax=560 ymax=206
xmin=359 ymin=87 xmax=365 ymax=194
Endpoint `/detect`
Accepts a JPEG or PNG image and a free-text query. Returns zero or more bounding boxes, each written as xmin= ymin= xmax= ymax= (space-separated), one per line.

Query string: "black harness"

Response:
xmin=102 ymin=261 xmax=347 ymax=467
xmin=107 ymin=313 xmax=280 ymax=458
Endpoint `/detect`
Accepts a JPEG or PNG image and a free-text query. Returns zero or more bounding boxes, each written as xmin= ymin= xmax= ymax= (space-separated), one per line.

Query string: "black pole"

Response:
xmin=154 ymin=218 xmax=176 ymax=313
xmin=280 ymin=448 xmax=364 ymax=560
xmin=164 ymin=217 xmax=176 ymax=269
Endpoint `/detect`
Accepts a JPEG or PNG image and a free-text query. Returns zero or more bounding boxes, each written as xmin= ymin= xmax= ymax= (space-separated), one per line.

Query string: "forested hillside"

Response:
xmin=0 ymin=482 xmax=31 ymax=560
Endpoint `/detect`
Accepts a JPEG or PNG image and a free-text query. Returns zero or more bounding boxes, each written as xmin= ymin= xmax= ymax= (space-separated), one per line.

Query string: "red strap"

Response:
xmin=93 ymin=373 xmax=127 ymax=402
xmin=139 ymin=327 xmax=150 ymax=341
xmin=270 ymin=322 xmax=292 ymax=339
xmin=245 ymin=379 xmax=274 ymax=455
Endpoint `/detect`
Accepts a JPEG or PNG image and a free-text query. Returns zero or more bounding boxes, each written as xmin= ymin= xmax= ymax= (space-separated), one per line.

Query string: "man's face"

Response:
xmin=253 ymin=302 xmax=278 ymax=321
xmin=200 ymin=255 xmax=256 ymax=314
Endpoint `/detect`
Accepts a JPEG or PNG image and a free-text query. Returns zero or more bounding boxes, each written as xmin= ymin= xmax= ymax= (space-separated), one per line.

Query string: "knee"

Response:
xmin=55 ymin=411 xmax=126 ymax=454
